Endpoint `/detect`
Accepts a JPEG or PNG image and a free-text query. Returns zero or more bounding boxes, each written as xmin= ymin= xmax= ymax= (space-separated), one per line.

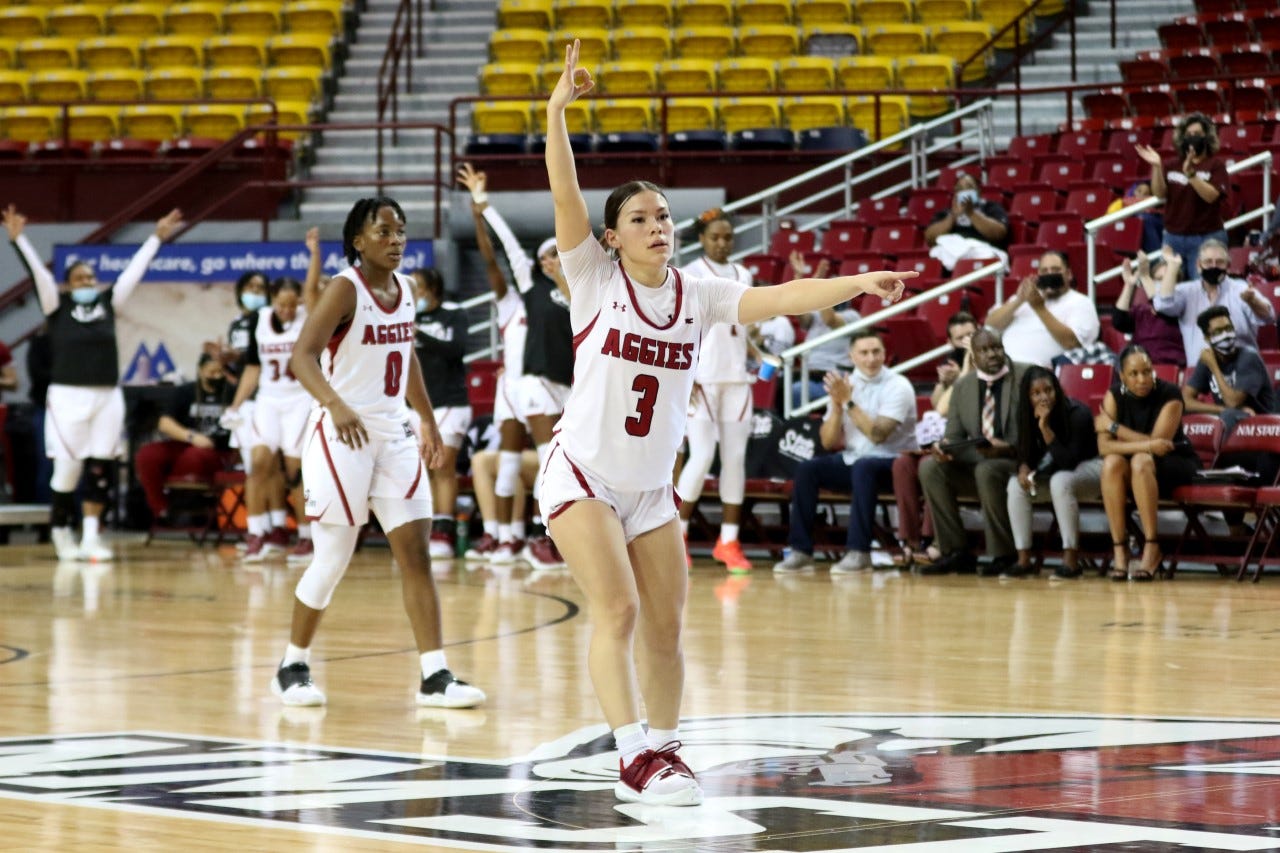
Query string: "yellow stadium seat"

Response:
xmin=611 ymin=26 xmax=672 ymax=63
xmin=205 ymin=66 xmax=261 ymax=99
xmin=555 ymin=0 xmax=613 ymax=28
xmin=856 ymin=0 xmax=911 ymax=23
xmin=782 ymin=95 xmax=844 ymax=131
xmin=657 ymin=58 xmax=716 ymax=93
xmin=4 ymin=106 xmax=60 ymax=141
xmin=497 ymin=0 xmax=554 ymax=29
xmin=247 ymin=99 xmax=311 ymax=138
xmin=917 ymin=0 xmax=973 ymax=20
xmin=472 ymin=100 xmax=532 ymax=135
xmin=802 ymin=23 xmax=862 ymax=55
xmin=615 ymin=0 xmax=673 ymax=28
xmin=848 ymin=94 xmax=908 ymax=142
xmin=267 ymin=34 xmax=330 ymax=68
xmin=29 ymin=68 xmax=86 ymax=102
xmin=121 ymin=103 xmax=183 ymax=140
xmin=146 ymin=68 xmax=203 ymax=100
xmin=794 ymin=0 xmax=850 ymax=25
xmin=489 ymin=29 xmax=549 ymax=65
xmin=479 ymin=62 xmax=539 ymax=96
xmin=976 ymin=0 xmax=1030 ymax=49
xmin=597 ymin=60 xmax=657 ymax=94
xmin=80 ymin=36 xmax=141 ymax=71
xmin=207 ymin=35 xmax=267 ymax=67
xmin=0 ymin=7 xmax=46 ymax=39
xmin=673 ymin=25 xmax=734 ymax=60
xmin=931 ymin=21 xmax=993 ymax=81
xmin=897 ymin=53 xmax=956 ymax=117
xmin=674 ymin=0 xmax=732 ymax=26
xmin=537 ymin=60 xmax=566 ymax=94
xmin=17 ymin=37 xmax=77 ymax=70
xmin=0 ymin=38 xmax=16 ymax=69
xmin=185 ymin=103 xmax=246 ymax=139
xmin=88 ymin=69 xmax=147 ymax=100
xmin=47 ymin=5 xmax=108 ymax=37
xmin=837 ymin=55 xmax=896 ymax=91
xmin=666 ymin=96 xmax=716 ymax=132
xmin=1036 ymin=0 xmax=1066 ymax=13
xmin=532 ymin=98 xmax=590 ymax=134
xmin=224 ymin=2 xmax=281 ymax=36
xmin=737 ymin=0 xmax=792 ymax=25
xmin=720 ymin=97 xmax=780 ymax=132
xmin=866 ymin=23 xmax=929 ymax=56
xmin=595 ymin=98 xmax=654 ymax=133
xmin=282 ymin=0 xmax=345 ymax=35
xmin=67 ymin=105 xmax=119 ymax=141
xmin=0 ymin=68 xmax=28 ymax=101
xmin=262 ymin=65 xmax=323 ymax=100
xmin=777 ymin=55 xmax=835 ymax=91
xmin=163 ymin=3 xmax=224 ymax=37
xmin=105 ymin=3 xmax=165 ymax=37
xmin=737 ymin=25 xmax=799 ymax=59
xmin=717 ymin=57 xmax=775 ymax=92
xmin=550 ymin=29 xmax=607 ymax=65
xmin=142 ymin=36 xmax=206 ymax=69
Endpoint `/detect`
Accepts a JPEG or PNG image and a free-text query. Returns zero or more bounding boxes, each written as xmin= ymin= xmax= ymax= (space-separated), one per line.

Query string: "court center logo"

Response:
xmin=3 ymin=714 xmax=1280 ymax=850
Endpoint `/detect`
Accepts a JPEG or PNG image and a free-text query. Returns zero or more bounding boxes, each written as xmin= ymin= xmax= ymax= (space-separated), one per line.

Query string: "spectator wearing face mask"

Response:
xmin=1182 ymin=306 xmax=1277 ymax=432
xmin=1135 ymin=113 xmax=1228 ymax=274
xmin=983 ymin=250 xmax=1100 ymax=368
xmin=1154 ymin=239 xmax=1276 ymax=367
xmin=923 ymin=173 xmax=1009 ymax=251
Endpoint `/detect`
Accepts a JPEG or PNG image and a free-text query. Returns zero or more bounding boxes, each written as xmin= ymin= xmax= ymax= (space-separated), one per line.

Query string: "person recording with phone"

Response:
xmin=923 ymin=173 xmax=1010 ymax=251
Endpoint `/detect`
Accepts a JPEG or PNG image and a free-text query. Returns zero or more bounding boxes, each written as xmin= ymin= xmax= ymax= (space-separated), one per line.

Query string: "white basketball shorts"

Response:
xmin=45 ymin=384 xmax=125 ymax=460
xmin=433 ymin=404 xmax=473 ymax=449
xmin=492 ymin=371 xmax=528 ymax=427
xmin=250 ymin=392 xmax=312 ymax=458
xmin=688 ymin=381 xmax=753 ymax=424
xmin=517 ymin=375 xmax=571 ymax=419
xmin=541 ymin=441 xmax=679 ymax=543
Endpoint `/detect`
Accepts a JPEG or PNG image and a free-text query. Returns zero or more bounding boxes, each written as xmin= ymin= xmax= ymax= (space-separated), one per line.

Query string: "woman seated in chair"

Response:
xmin=1096 ymin=344 xmax=1202 ymax=581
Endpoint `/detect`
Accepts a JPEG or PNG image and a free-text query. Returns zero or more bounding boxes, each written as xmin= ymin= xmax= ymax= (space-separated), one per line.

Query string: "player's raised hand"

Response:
xmin=304 ymin=226 xmax=320 ymax=254
xmin=154 ymin=208 xmax=184 ymax=242
xmin=2 ymin=203 xmax=26 ymax=241
xmin=851 ymin=269 xmax=917 ymax=303
xmin=548 ymin=39 xmax=593 ymax=112
xmin=457 ymin=162 xmax=486 ymax=194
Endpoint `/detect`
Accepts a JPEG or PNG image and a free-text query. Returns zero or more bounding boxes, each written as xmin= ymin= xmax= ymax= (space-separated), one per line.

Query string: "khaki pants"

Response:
xmin=919 ymin=456 xmax=1019 ymax=558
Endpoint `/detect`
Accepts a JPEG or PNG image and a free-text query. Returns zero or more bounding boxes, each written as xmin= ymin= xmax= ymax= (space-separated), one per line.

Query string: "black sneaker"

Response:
xmin=416 ymin=668 xmax=486 ymax=708
xmin=271 ymin=661 xmax=326 ymax=706
xmin=917 ymin=551 xmax=974 ymax=575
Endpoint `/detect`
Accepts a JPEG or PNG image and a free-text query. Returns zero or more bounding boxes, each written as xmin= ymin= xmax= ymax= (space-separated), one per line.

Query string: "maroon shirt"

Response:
xmin=1111 ymin=288 xmax=1185 ymax=366
xmin=1162 ymin=155 xmax=1228 ymax=235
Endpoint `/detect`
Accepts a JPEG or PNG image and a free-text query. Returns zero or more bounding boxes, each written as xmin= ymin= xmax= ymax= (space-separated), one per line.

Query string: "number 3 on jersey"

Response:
xmin=625 ymin=374 xmax=659 ymax=437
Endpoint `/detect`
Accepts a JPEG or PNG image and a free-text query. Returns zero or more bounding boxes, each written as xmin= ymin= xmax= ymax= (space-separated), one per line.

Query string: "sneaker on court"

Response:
xmin=264 ymin=527 xmax=290 ymax=554
xmin=712 ymin=538 xmax=752 ymax=574
xmin=416 ymin=668 xmax=485 ymax=708
xmin=271 ymin=661 xmax=326 ymax=706
xmin=830 ymin=551 xmax=872 ymax=575
xmin=652 ymin=740 xmax=696 ymax=780
xmin=491 ymin=538 xmax=525 ymax=565
xmin=773 ymin=551 xmax=815 ymax=573
xmin=51 ymin=527 xmax=80 ymax=561
xmin=78 ymin=535 xmax=113 ymax=563
xmin=464 ymin=533 xmax=499 ymax=562
xmin=524 ymin=536 xmax=566 ymax=571
xmin=286 ymin=537 xmax=314 ymax=565
xmin=615 ymin=748 xmax=702 ymax=806
xmin=428 ymin=531 xmax=455 ymax=560
xmin=242 ymin=534 xmax=268 ymax=562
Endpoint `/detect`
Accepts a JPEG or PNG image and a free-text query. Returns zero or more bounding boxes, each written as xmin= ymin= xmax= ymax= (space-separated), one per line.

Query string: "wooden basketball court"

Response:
xmin=1 ymin=538 xmax=1279 ymax=851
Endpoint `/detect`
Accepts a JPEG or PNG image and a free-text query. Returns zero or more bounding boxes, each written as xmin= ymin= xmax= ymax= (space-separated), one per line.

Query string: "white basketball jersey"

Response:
xmin=254 ymin=305 xmax=309 ymax=401
xmin=497 ymin=289 xmax=526 ymax=378
xmin=321 ymin=267 xmax=417 ymax=434
xmin=680 ymin=257 xmax=752 ymax=384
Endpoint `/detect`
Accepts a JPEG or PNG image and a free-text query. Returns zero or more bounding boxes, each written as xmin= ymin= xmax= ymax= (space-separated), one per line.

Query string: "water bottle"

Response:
xmin=455 ymin=495 xmax=474 ymax=557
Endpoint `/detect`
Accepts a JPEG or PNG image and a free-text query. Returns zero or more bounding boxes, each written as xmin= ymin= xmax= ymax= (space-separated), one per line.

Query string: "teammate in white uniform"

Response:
xmin=543 ymin=40 xmax=913 ymax=807
xmin=225 ymin=277 xmax=313 ymax=563
xmin=675 ymin=209 xmax=757 ymax=573
xmin=270 ymin=195 xmax=484 ymax=710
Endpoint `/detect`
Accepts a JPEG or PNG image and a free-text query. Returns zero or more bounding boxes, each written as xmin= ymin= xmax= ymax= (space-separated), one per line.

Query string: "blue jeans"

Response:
xmin=790 ymin=379 xmax=826 ymax=411
xmin=788 ymin=453 xmax=896 ymax=554
xmin=1164 ymin=229 xmax=1227 ymax=278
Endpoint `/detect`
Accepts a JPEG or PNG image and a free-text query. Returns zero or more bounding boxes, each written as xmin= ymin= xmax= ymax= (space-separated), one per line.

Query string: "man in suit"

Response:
xmin=918 ymin=328 xmax=1030 ymax=575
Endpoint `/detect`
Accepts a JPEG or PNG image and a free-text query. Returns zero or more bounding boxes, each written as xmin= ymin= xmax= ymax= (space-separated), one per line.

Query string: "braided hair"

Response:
xmin=341 ymin=196 xmax=406 ymax=265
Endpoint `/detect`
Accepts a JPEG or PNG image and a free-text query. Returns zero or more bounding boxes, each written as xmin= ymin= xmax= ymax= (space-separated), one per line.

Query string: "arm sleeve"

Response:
xmin=481 ymin=206 xmax=536 ymax=294
xmin=111 ymin=235 xmax=162 ymax=309
xmin=13 ymin=234 xmax=61 ymax=315
xmin=694 ymin=276 xmax=751 ymax=327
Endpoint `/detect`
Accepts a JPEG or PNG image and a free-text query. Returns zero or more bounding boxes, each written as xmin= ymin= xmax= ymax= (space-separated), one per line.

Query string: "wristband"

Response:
xmin=470 ymin=189 xmax=488 ymax=204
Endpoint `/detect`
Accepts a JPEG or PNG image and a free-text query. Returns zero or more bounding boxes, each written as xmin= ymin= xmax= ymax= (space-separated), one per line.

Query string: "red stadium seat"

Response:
xmin=822 ymin=220 xmax=869 ymax=255
xmin=1176 ymin=83 xmax=1224 ymax=115
xmin=1036 ymin=211 xmax=1086 ymax=245
xmin=1098 ymin=314 xmax=1128 ymax=352
xmin=465 ymin=359 xmax=502 ymax=418
xmin=1106 ymin=125 xmax=1154 ymax=153
xmin=1253 ymin=280 xmax=1280 ymax=321
xmin=1097 ymin=216 xmax=1145 ymax=256
xmin=1007 ymin=243 xmax=1044 ymax=279
xmin=1033 ymin=155 xmax=1086 ymax=184
xmin=857 ymin=196 xmax=902 ymax=227
xmin=985 ymin=157 xmax=1032 ymax=193
xmin=1087 ymin=152 xmax=1137 ymax=188
xmin=1056 ymin=363 xmax=1112 ymax=411
xmin=1008 ymin=185 xmax=1060 ymax=224
xmin=837 ymin=252 xmax=889 ymax=277
xmin=1256 ymin=15 xmax=1280 ymax=41
xmin=876 ymin=316 xmax=939 ymax=382
xmin=934 ymin=163 xmax=973 ymax=191
xmin=1006 ymin=133 xmax=1054 ymax=160
xmin=1158 ymin=20 xmax=1206 ymax=50
xmin=1063 ymin=182 xmax=1115 ymax=220
xmin=1119 ymin=58 xmax=1168 ymax=85
xmin=1055 ymin=130 xmax=1106 ymax=158
xmin=904 ymin=187 xmax=952 ymax=224
xmin=1082 ymin=89 xmax=1129 ymax=121
xmin=786 ymin=252 xmax=839 ymax=280
xmin=1221 ymin=46 xmax=1273 ymax=76
xmin=915 ymin=289 xmax=975 ymax=339
xmin=1218 ymin=123 xmax=1265 ymax=153
xmin=769 ymin=228 xmax=817 ymax=257
xmin=866 ymin=220 xmax=923 ymax=256
xmin=743 ymin=253 xmax=786 ymax=284
xmin=1227 ymin=79 xmax=1274 ymax=114
xmin=893 ymin=251 xmax=943 ymax=279
xmin=1167 ymin=48 xmax=1220 ymax=81
xmin=1129 ymin=86 xmax=1178 ymax=117
xmin=1204 ymin=14 xmax=1254 ymax=46
xmin=1260 ymin=349 xmax=1280 ymax=387
xmin=1194 ymin=0 xmax=1237 ymax=13
xmin=1152 ymin=363 xmax=1181 ymax=384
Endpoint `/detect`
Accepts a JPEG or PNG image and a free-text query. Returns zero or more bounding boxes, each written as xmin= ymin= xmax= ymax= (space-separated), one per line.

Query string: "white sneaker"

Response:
xmin=490 ymin=538 xmax=524 ymax=565
xmin=271 ymin=662 xmax=326 ymax=706
xmin=51 ymin=527 xmax=80 ymax=561
xmin=615 ymin=749 xmax=703 ymax=806
xmin=830 ymin=551 xmax=872 ymax=575
xmin=78 ymin=535 xmax=113 ymax=563
xmin=416 ymin=668 xmax=485 ymax=708
xmin=772 ymin=551 xmax=814 ymax=573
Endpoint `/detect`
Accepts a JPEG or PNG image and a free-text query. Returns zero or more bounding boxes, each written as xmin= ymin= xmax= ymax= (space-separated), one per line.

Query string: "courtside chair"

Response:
xmin=163 ymin=3 xmax=225 ymax=37
xmin=497 ymin=0 xmax=555 ymax=29
xmin=105 ymin=3 xmax=165 ymax=37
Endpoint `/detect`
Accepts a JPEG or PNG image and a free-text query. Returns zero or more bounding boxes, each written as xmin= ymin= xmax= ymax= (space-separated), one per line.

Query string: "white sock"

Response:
xmin=282 ymin=643 xmax=309 ymax=666
xmin=484 ymin=519 xmax=499 ymax=537
xmin=497 ymin=523 xmax=512 ymax=543
xmin=82 ymin=515 xmax=100 ymax=540
xmin=270 ymin=509 xmax=288 ymax=529
xmin=679 ymin=519 xmax=689 ymax=536
xmin=512 ymin=520 xmax=526 ymax=540
xmin=248 ymin=514 xmax=269 ymax=536
xmin=297 ymin=523 xmax=311 ymax=540
xmin=615 ymin=722 xmax=650 ymax=765
xmin=647 ymin=726 xmax=679 ymax=749
xmin=721 ymin=523 xmax=739 ymax=543
xmin=420 ymin=649 xmax=447 ymax=679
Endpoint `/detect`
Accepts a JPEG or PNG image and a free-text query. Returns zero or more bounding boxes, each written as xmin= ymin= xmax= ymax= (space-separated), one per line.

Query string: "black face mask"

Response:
xmin=1201 ymin=267 xmax=1227 ymax=286
xmin=1181 ymin=136 xmax=1208 ymax=156
xmin=1036 ymin=273 xmax=1065 ymax=292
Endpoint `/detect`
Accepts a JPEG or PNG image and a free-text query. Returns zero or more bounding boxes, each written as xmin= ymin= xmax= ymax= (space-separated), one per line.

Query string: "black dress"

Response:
xmin=1113 ymin=378 xmax=1201 ymax=496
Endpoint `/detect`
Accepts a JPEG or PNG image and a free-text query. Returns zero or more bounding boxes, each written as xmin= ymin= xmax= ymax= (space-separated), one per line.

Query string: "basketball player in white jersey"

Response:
xmin=543 ymin=40 xmax=913 ymax=806
xmin=225 ymin=277 xmax=313 ymax=563
xmin=676 ymin=208 xmax=758 ymax=573
xmin=271 ymin=195 xmax=484 ymax=710
xmin=4 ymin=204 xmax=183 ymax=562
